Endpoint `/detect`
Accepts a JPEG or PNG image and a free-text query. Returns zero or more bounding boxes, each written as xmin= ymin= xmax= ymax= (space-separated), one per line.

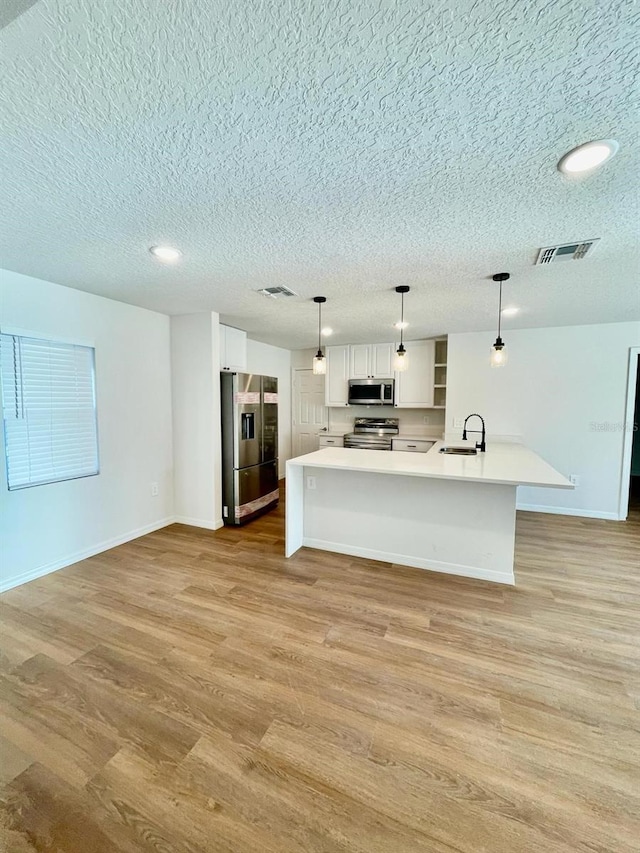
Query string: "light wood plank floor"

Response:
xmin=1 ymin=495 xmax=639 ymax=852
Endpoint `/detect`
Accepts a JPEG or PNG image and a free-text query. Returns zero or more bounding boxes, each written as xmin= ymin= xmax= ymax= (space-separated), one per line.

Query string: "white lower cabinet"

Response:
xmin=392 ymin=438 xmax=435 ymax=453
xmin=394 ymin=340 xmax=435 ymax=408
xmin=325 ymin=345 xmax=350 ymax=407
xmin=319 ymin=435 xmax=344 ymax=447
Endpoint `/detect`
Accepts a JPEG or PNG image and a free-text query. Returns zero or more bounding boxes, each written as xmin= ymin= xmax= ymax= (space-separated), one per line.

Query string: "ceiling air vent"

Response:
xmin=535 ymin=239 xmax=600 ymax=265
xmin=256 ymin=286 xmax=298 ymax=298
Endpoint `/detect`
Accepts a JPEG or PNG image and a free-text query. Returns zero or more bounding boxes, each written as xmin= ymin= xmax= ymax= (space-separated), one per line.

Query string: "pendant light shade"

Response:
xmin=394 ymin=286 xmax=410 ymax=372
xmin=312 ymin=296 xmax=327 ymax=375
xmin=393 ymin=343 xmax=409 ymax=371
xmin=490 ymin=273 xmax=510 ymax=368
xmin=312 ymin=353 xmax=327 ymax=375
xmin=490 ymin=338 xmax=508 ymax=367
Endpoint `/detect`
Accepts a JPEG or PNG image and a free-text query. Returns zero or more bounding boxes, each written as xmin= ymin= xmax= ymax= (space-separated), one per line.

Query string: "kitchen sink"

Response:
xmin=439 ymin=446 xmax=478 ymax=456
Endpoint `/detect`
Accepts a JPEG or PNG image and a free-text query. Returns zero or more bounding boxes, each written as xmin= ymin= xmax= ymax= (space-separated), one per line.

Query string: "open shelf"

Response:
xmin=433 ymin=340 xmax=447 ymax=410
xmin=433 ymin=386 xmax=446 ymax=408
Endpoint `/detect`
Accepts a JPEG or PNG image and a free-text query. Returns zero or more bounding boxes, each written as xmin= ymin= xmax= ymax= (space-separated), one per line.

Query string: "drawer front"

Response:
xmin=392 ymin=439 xmax=434 ymax=453
xmin=319 ymin=436 xmax=344 ymax=447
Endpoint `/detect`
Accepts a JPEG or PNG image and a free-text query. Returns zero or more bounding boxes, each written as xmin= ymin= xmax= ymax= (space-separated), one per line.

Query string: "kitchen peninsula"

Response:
xmin=286 ymin=442 xmax=573 ymax=584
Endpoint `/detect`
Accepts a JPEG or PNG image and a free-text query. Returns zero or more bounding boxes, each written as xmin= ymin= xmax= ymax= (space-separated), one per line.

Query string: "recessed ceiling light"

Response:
xmin=394 ymin=321 xmax=409 ymax=329
xmin=501 ymin=306 xmax=519 ymax=317
xmin=321 ymin=327 xmax=333 ymax=336
xmin=557 ymin=140 xmax=619 ymax=175
xmin=149 ymin=245 xmax=182 ymax=263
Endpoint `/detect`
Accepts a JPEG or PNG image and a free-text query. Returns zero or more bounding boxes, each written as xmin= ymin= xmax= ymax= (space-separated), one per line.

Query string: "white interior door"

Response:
xmin=292 ymin=369 xmax=327 ymax=456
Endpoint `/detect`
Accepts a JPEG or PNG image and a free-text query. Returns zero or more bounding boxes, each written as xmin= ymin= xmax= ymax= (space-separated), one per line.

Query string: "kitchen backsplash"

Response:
xmin=328 ymin=406 xmax=445 ymax=437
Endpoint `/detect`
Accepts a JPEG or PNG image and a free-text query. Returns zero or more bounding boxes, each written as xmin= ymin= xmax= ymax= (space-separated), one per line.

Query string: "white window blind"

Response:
xmin=0 ymin=334 xmax=99 ymax=490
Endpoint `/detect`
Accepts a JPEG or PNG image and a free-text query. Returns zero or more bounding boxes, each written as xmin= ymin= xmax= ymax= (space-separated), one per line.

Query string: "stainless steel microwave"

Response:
xmin=348 ymin=378 xmax=395 ymax=406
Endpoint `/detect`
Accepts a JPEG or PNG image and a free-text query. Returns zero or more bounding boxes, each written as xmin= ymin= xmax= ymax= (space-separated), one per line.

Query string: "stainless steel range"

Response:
xmin=343 ymin=417 xmax=399 ymax=451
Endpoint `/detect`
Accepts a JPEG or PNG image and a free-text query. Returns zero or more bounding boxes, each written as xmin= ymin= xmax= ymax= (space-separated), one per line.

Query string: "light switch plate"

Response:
xmin=307 ymin=476 xmax=317 ymax=490
xmin=453 ymin=417 xmax=464 ymax=429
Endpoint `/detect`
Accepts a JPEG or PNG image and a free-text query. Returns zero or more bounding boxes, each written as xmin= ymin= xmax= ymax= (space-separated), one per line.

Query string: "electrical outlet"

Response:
xmin=453 ymin=417 xmax=464 ymax=429
xmin=306 ymin=476 xmax=317 ymax=490
xmin=423 ymin=416 xmax=430 ymax=425
xmin=151 ymin=482 xmax=159 ymax=496
xmin=569 ymin=474 xmax=580 ymax=486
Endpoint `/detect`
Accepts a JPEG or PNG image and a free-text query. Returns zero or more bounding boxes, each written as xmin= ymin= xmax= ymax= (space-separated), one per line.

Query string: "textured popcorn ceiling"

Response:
xmin=1 ymin=0 xmax=638 ymax=348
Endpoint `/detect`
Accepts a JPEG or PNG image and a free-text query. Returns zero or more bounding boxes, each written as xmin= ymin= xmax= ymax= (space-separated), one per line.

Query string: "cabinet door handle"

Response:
xmin=407 ymin=444 xmax=417 ymax=448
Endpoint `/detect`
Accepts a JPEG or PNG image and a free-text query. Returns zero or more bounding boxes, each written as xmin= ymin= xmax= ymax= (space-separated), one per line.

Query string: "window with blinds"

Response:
xmin=0 ymin=334 xmax=99 ymax=490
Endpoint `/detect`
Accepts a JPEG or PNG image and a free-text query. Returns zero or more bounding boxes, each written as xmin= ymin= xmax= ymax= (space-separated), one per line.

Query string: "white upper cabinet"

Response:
xmin=349 ymin=344 xmax=371 ymax=379
xmin=394 ymin=340 xmax=435 ymax=408
xmin=325 ymin=345 xmax=350 ymax=406
xmin=349 ymin=343 xmax=394 ymax=379
xmin=371 ymin=343 xmax=394 ymax=378
xmin=324 ymin=339 xmax=443 ymax=408
xmin=220 ymin=324 xmax=247 ymax=372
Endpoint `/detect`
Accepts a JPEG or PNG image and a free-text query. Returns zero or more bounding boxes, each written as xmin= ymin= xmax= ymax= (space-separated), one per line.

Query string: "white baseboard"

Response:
xmin=174 ymin=516 xmax=224 ymax=531
xmin=302 ymin=537 xmax=515 ymax=586
xmin=0 ymin=516 xmax=176 ymax=593
xmin=516 ymin=503 xmax=620 ymax=521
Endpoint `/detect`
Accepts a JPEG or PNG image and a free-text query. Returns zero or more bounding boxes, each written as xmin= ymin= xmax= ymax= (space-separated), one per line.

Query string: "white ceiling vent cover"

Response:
xmin=256 ymin=286 xmax=299 ymax=298
xmin=535 ymin=239 xmax=600 ymax=265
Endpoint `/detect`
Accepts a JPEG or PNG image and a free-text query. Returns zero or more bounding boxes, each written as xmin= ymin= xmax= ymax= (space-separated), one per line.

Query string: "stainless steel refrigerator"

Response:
xmin=220 ymin=372 xmax=279 ymax=525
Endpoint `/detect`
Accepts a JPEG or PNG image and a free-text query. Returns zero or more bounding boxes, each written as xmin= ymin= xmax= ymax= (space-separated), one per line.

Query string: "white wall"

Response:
xmin=171 ymin=313 xmax=222 ymax=528
xmin=446 ymin=322 xmax=640 ymax=519
xmin=0 ymin=270 xmax=174 ymax=591
xmin=247 ymin=339 xmax=292 ymax=476
xmin=291 ymin=348 xmax=316 ymax=369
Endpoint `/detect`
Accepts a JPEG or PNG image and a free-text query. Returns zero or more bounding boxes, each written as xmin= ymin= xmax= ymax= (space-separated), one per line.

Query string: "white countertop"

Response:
xmin=287 ymin=441 xmax=573 ymax=489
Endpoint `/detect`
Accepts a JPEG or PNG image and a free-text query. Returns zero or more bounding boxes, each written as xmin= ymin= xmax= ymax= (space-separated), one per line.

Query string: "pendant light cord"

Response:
xmin=497 ymin=279 xmax=502 ymax=340
xmin=318 ymin=300 xmax=322 ymax=353
xmin=395 ymin=286 xmax=409 ymax=354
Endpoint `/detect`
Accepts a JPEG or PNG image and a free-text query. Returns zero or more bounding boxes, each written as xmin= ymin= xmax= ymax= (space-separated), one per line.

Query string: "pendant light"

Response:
xmin=490 ymin=273 xmax=510 ymax=368
xmin=312 ymin=296 xmax=327 ymax=375
xmin=393 ymin=286 xmax=410 ymax=371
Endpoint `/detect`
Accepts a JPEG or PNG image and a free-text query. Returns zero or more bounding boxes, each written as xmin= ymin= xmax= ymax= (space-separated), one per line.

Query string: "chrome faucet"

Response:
xmin=462 ymin=414 xmax=486 ymax=452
